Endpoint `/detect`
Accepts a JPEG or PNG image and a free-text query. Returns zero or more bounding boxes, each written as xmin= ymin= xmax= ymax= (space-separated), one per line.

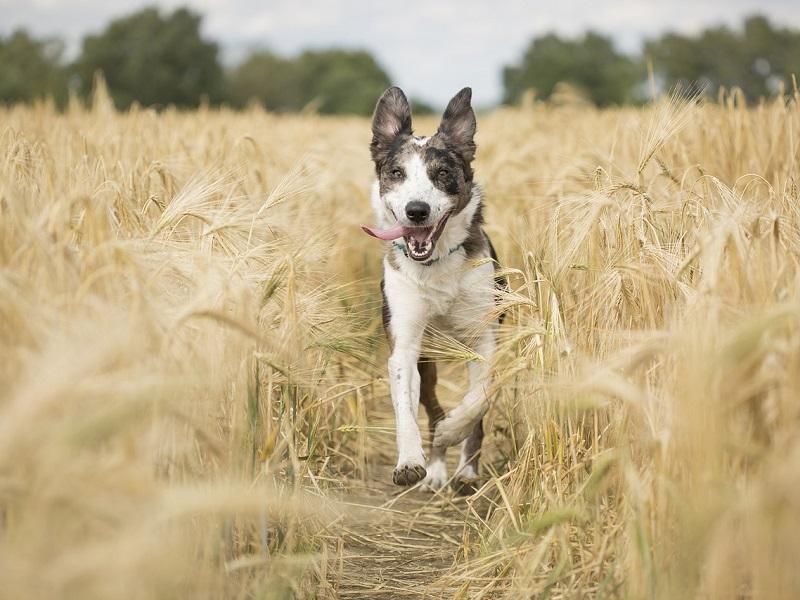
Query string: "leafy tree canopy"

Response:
xmin=0 ymin=30 xmax=67 ymax=106
xmin=229 ymin=48 xmax=392 ymax=115
xmin=503 ymin=31 xmax=642 ymax=106
xmin=74 ymin=7 xmax=224 ymax=109
xmin=646 ymin=15 xmax=800 ymax=100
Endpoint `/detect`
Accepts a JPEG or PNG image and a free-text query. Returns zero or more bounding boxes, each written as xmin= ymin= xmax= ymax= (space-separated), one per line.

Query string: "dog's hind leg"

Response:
xmin=433 ymin=329 xmax=495 ymax=449
xmin=453 ymin=419 xmax=483 ymax=494
xmin=418 ymin=360 xmax=448 ymax=490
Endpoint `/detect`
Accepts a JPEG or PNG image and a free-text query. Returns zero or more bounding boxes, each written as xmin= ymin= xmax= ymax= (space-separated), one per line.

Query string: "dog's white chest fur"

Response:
xmin=383 ymin=252 xmax=495 ymax=330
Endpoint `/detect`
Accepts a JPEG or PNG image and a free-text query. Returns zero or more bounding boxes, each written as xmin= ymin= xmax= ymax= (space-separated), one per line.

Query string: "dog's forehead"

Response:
xmin=409 ymin=134 xmax=448 ymax=148
xmin=388 ymin=134 xmax=451 ymax=165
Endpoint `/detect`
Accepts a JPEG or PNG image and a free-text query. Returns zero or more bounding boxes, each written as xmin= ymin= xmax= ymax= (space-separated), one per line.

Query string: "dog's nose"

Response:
xmin=405 ymin=201 xmax=430 ymax=223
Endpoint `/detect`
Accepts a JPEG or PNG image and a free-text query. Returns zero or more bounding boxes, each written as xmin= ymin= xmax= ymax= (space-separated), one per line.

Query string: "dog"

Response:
xmin=362 ymin=86 xmax=504 ymax=492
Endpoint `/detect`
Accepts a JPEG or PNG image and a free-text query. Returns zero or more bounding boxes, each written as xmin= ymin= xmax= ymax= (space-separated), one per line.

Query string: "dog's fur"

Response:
xmin=368 ymin=86 xmax=503 ymax=491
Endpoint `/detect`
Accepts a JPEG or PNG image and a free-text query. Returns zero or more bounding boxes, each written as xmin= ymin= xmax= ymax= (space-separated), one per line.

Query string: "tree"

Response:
xmin=0 ymin=30 xmax=67 ymax=106
xmin=503 ymin=32 xmax=642 ymax=106
xmin=228 ymin=51 xmax=302 ymax=110
xmin=645 ymin=15 xmax=800 ymax=100
xmin=74 ymin=7 xmax=223 ymax=109
xmin=229 ymin=49 xmax=391 ymax=115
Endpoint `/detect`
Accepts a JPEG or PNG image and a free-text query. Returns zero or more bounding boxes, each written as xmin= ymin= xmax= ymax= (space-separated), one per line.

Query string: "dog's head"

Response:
xmin=369 ymin=86 xmax=476 ymax=262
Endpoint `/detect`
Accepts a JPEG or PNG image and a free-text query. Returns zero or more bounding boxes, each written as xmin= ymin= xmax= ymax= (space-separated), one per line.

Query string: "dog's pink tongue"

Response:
xmin=361 ymin=224 xmax=407 ymax=241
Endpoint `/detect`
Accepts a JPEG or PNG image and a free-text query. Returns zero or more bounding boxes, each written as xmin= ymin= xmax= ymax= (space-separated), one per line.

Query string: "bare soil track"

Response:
xmin=328 ymin=460 xmax=486 ymax=599
xmin=317 ymin=363 xmax=498 ymax=599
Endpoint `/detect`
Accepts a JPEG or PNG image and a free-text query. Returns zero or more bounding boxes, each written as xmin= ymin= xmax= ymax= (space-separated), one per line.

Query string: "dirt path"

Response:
xmin=330 ymin=463 xmax=473 ymax=599
xmin=323 ymin=367 xmax=494 ymax=598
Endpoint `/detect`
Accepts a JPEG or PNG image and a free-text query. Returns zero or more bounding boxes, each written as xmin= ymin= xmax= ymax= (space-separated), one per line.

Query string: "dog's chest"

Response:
xmin=386 ymin=254 xmax=495 ymax=322
xmin=412 ymin=272 xmax=464 ymax=317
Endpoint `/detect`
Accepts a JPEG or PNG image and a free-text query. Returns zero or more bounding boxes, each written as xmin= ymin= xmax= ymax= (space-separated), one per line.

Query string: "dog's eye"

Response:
xmin=438 ymin=168 xmax=449 ymax=178
xmin=390 ymin=168 xmax=403 ymax=179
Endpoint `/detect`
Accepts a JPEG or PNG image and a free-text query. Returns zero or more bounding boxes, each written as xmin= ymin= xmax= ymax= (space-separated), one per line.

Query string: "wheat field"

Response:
xmin=2 ymin=80 xmax=800 ymax=599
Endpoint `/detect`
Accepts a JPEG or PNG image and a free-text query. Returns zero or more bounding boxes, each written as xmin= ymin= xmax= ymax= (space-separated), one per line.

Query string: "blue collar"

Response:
xmin=392 ymin=241 xmax=465 ymax=266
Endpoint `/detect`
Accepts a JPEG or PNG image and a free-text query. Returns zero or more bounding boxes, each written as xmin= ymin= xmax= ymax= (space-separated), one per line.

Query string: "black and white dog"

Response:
xmin=362 ymin=87 xmax=503 ymax=491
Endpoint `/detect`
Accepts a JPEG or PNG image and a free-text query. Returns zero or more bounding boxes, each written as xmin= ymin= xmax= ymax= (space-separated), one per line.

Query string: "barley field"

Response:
xmin=2 ymin=80 xmax=800 ymax=599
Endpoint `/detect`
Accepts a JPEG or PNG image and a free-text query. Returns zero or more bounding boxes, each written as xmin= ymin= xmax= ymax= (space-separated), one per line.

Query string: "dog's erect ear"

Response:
xmin=438 ymin=87 xmax=476 ymax=162
xmin=371 ymin=87 xmax=412 ymax=165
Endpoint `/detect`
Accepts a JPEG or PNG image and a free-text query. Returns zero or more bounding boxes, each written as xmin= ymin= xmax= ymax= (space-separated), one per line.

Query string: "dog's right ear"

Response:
xmin=370 ymin=87 xmax=412 ymax=165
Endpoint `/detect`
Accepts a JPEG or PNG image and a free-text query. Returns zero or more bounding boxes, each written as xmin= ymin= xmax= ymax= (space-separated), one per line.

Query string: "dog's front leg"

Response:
xmin=388 ymin=340 xmax=427 ymax=485
xmin=384 ymin=274 xmax=428 ymax=486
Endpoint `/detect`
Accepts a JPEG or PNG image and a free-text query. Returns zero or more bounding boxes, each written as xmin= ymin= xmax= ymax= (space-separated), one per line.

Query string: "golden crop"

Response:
xmin=2 ymin=82 xmax=800 ymax=599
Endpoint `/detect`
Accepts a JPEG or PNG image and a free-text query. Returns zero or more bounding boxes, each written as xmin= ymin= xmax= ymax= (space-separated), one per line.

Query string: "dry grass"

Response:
xmin=2 ymin=81 xmax=800 ymax=599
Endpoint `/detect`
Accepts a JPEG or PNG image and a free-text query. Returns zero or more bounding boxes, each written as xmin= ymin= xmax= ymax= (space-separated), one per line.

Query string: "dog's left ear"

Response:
xmin=438 ymin=87 xmax=476 ymax=162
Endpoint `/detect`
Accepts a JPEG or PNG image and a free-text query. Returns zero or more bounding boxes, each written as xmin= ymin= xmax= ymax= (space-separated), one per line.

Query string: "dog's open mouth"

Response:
xmin=362 ymin=212 xmax=451 ymax=262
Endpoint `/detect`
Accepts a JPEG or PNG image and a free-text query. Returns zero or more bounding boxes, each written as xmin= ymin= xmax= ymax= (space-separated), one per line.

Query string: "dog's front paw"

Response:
xmin=392 ymin=462 xmax=427 ymax=486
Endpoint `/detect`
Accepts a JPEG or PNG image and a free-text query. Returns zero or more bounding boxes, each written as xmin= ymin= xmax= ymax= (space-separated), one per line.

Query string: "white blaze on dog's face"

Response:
xmin=369 ymin=87 xmax=477 ymax=262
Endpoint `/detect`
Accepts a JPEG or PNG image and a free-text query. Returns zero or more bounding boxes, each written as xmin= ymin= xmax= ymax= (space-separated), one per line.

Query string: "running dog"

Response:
xmin=362 ymin=86 xmax=504 ymax=492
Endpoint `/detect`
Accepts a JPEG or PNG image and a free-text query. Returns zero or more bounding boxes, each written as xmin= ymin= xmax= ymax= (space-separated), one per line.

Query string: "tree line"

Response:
xmin=1 ymin=7 xmax=798 ymax=113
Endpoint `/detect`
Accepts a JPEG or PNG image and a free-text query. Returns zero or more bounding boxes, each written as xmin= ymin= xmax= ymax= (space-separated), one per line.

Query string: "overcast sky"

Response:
xmin=2 ymin=0 xmax=800 ymax=107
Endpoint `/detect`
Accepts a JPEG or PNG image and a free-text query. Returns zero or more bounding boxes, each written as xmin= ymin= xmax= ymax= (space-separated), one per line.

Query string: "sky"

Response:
xmin=2 ymin=0 xmax=800 ymax=107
